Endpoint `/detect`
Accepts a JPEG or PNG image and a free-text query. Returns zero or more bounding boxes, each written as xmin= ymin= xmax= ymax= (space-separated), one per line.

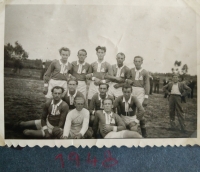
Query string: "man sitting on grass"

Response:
xmin=92 ymin=98 xmax=142 ymax=138
xmin=53 ymin=97 xmax=93 ymax=139
xmin=14 ymin=86 xmax=69 ymax=139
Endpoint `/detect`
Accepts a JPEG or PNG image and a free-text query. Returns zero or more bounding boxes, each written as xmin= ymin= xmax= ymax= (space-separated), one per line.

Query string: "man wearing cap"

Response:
xmin=62 ymin=79 xmax=86 ymax=111
xmin=15 ymin=86 xmax=69 ymax=138
xmin=70 ymin=49 xmax=91 ymax=98
xmin=105 ymin=52 xmax=131 ymax=99
xmin=163 ymin=73 xmax=191 ymax=132
xmin=43 ymin=47 xmax=72 ymax=100
xmin=86 ymin=46 xmax=113 ymax=105
xmin=113 ymin=84 xmax=146 ymax=136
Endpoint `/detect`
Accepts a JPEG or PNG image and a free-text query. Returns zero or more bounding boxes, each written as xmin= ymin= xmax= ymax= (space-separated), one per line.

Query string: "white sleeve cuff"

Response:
xmin=135 ymin=119 xmax=139 ymax=124
xmin=42 ymin=126 xmax=48 ymax=130
xmin=102 ymin=80 xmax=106 ymax=83
xmin=113 ymin=126 xmax=117 ymax=132
xmin=92 ymin=77 xmax=96 ymax=81
xmin=144 ymin=95 xmax=148 ymax=99
xmin=92 ymin=111 xmax=95 ymax=115
xmin=44 ymin=83 xmax=48 ymax=87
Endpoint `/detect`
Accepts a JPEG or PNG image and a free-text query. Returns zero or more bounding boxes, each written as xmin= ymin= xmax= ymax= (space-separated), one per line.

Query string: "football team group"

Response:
xmin=14 ymin=46 xmax=191 ymax=139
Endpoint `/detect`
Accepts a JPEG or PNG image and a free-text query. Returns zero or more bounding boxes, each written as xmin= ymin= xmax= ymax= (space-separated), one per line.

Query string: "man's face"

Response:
xmin=116 ymin=54 xmax=125 ymax=65
xmin=134 ymin=57 xmax=143 ymax=68
xmin=52 ymin=88 xmax=63 ymax=101
xmin=99 ymin=85 xmax=108 ymax=96
xmin=60 ymin=50 xmax=70 ymax=62
xmin=173 ymin=76 xmax=179 ymax=83
xmin=103 ymin=99 xmax=113 ymax=112
xmin=68 ymin=81 xmax=77 ymax=92
xmin=78 ymin=51 xmax=87 ymax=63
xmin=96 ymin=49 xmax=105 ymax=60
xmin=122 ymin=88 xmax=132 ymax=99
xmin=74 ymin=98 xmax=85 ymax=111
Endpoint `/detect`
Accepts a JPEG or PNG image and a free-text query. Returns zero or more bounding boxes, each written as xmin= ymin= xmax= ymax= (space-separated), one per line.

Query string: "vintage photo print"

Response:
xmin=1 ymin=0 xmax=199 ymax=147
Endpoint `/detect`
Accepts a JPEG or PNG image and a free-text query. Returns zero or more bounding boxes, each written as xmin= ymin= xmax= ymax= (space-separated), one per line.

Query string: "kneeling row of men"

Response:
xmin=16 ymin=80 xmax=145 ymax=139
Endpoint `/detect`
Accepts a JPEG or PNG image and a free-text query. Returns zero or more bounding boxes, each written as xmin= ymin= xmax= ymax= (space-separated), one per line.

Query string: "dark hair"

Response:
xmin=67 ymin=78 xmax=78 ymax=85
xmin=117 ymin=52 xmax=125 ymax=59
xmin=59 ymin=47 xmax=71 ymax=55
xmin=51 ymin=86 xmax=64 ymax=93
xmin=134 ymin=56 xmax=143 ymax=62
xmin=78 ymin=49 xmax=87 ymax=55
xmin=96 ymin=46 xmax=106 ymax=52
xmin=122 ymin=84 xmax=132 ymax=92
xmin=102 ymin=98 xmax=113 ymax=105
xmin=99 ymin=83 xmax=109 ymax=89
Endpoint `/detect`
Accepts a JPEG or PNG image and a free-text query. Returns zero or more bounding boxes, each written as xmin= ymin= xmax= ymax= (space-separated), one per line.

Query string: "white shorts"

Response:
xmin=45 ymin=79 xmax=67 ymax=99
xmin=121 ymin=115 xmax=139 ymax=126
xmin=88 ymin=81 xmax=99 ymax=99
xmin=35 ymin=119 xmax=54 ymax=137
xmin=108 ymin=82 xmax=123 ymax=98
xmin=132 ymin=87 xmax=145 ymax=104
xmin=77 ymin=81 xmax=87 ymax=98
xmin=104 ymin=130 xmax=127 ymax=138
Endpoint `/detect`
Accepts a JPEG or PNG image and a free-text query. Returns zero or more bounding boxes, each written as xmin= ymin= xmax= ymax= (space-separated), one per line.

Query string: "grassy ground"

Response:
xmin=4 ymin=68 xmax=197 ymax=139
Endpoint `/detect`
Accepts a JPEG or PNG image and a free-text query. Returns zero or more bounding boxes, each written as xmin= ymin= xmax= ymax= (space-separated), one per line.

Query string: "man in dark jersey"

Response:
xmin=15 ymin=86 xmax=69 ymax=138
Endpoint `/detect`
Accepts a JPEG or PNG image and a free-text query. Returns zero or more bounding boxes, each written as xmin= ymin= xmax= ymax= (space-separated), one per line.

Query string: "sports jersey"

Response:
xmin=71 ymin=61 xmax=91 ymax=81
xmin=63 ymin=108 xmax=90 ymax=137
xmin=62 ymin=90 xmax=86 ymax=110
xmin=129 ymin=68 xmax=150 ymax=95
xmin=44 ymin=59 xmax=72 ymax=83
xmin=41 ymin=99 xmax=69 ymax=128
xmin=111 ymin=64 xmax=130 ymax=81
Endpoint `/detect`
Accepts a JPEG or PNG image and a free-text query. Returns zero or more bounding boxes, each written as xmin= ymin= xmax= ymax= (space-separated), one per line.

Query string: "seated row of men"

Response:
xmin=15 ymin=80 xmax=145 ymax=139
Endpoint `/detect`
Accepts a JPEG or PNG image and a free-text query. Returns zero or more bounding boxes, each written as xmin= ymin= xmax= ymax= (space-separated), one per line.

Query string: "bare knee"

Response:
xmin=23 ymin=129 xmax=32 ymax=136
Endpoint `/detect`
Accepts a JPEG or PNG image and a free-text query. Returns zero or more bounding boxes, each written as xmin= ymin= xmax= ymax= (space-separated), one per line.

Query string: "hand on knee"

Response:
xmin=52 ymin=127 xmax=63 ymax=139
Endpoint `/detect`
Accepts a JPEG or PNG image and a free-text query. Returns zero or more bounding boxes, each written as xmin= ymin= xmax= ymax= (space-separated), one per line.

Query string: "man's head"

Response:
xmin=116 ymin=53 xmax=125 ymax=66
xmin=96 ymin=46 xmax=106 ymax=61
xmin=67 ymin=79 xmax=78 ymax=92
xmin=77 ymin=49 xmax=87 ymax=63
xmin=122 ymin=84 xmax=132 ymax=99
xmin=102 ymin=98 xmax=113 ymax=113
xmin=134 ymin=56 xmax=143 ymax=69
xmin=98 ymin=83 xmax=109 ymax=96
xmin=59 ymin=47 xmax=71 ymax=63
xmin=51 ymin=86 xmax=64 ymax=101
xmin=172 ymin=74 xmax=179 ymax=83
xmin=74 ymin=97 xmax=85 ymax=111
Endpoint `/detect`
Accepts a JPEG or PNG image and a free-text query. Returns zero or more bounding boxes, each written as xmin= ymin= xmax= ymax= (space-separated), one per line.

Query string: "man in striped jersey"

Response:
xmin=86 ymin=46 xmax=113 ymax=105
xmin=105 ymin=52 xmax=130 ymax=99
xmin=15 ymin=86 xmax=69 ymax=138
xmin=43 ymin=47 xmax=72 ymax=100
xmin=126 ymin=56 xmax=150 ymax=137
xmin=70 ymin=49 xmax=91 ymax=98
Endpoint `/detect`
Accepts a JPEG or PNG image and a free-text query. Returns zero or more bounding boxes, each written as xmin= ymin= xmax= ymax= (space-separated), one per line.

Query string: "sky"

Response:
xmin=4 ymin=4 xmax=197 ymax=75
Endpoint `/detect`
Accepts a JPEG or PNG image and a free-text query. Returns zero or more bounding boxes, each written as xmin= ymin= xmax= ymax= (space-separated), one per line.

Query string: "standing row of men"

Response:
xmin=14 ymin=46 xmax=192 ymax=139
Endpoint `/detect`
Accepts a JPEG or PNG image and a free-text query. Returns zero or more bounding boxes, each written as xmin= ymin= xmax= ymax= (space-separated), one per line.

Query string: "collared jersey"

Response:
xmin=113 ymin=95 xmax=144 ymax=116
xmin=41 ymin=99 xmax=69 ymax=128
xmin=89 ymin=93 xmax=114 ymax=111
xmin=44 ymin=59 xmax=72 ymax=83
xmin=71 ymin=61 xmax=91 ymax=81
xmin=130 ymin=67 xmax=150 ymax=95
xmin=92 ymin=110 xmax=126 ymax=138
xmin=62 ymin=90 xmax=85 ymax=110
xmin=88 ymin=61 xmax=113 ymax=79
xmin=112 ymin=64 xmax=130 ymax=81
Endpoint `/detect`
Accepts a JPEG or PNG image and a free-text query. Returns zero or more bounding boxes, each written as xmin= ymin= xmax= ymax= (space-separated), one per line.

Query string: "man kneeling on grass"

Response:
xmin=54 ymin=96 xmax=93 ymax=139
xmin=15 ymin=86 xmax=69 ymax=139
xmin=92 ymin=98 xmax=142 ymax=139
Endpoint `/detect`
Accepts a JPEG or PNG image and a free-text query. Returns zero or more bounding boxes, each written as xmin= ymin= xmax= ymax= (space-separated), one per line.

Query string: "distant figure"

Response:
xmin=40 ymin=61 xmax=46 ymax=80
xmin=163 ymin=77 xmax=169 ymax=98
xmin=153 ymin=76 xmax=160 ymax=94
xmin=149 ymin=73 xmax=153 ymax=95
xmin=163 ymin=74 xmax=191 ymax=133
xmin=188 ymin=79 xmax=196 ymax=99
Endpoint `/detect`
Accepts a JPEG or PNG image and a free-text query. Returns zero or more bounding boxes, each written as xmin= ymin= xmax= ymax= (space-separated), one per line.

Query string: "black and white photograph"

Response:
xmin=2 ymin=1 xmax=199 ymax=147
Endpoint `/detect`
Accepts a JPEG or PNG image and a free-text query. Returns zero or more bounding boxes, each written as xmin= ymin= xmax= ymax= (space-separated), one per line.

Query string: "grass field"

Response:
xmin=4 ymin=68 xmax=197 ymax=139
